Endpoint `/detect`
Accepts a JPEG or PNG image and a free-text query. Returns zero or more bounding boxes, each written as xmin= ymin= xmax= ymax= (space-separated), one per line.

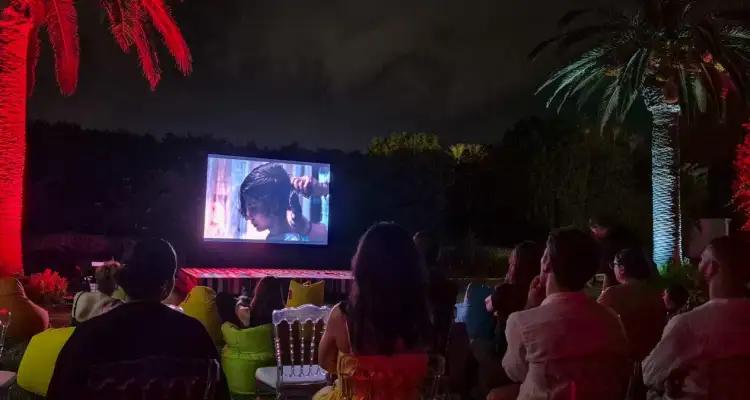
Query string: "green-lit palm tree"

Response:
xmin=532 ymin=0 xmax=750 ymax=268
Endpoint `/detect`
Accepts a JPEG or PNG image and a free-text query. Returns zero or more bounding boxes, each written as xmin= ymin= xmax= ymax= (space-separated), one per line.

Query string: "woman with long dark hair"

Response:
xmin=315 ymin=223 xmax=433 ymax=399
xmin=245 ymin=276 xmax=286 ymax=327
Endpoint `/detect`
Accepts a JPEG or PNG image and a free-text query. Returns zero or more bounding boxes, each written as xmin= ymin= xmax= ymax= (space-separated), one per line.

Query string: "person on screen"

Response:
xmin=239 ymin=163 xmax=327 ymax=242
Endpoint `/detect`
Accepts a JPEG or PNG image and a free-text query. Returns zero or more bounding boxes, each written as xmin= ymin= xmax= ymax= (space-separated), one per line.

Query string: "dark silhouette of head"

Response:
xmin=663 ymin=284 xmax=689 ymax=313
xmin=700 ymin=236 xmax=750 ymax=294
xmin=613 ymin=248 xmax=654 ymax=281
xmin=506 ymin=241 xmax=544 ymax=290
xmin=413 ymin=230 xmax=440 ymax=270
xmin=248 ymin=276 xmax=286 ymax=327
xmin=216 ymin=292 xmax=243 ymax=326
xmin=95 ymin=262 xmax=121 ymax=297
xmin=349 ymin=222 xmax=432 ymax=355
xmin=544 ymin=228 xmax=600 ymax=291
xmin=117 ymin=239 xmax=177 ymax=302
xmin=239 ymin=163 xmax=293 ymax=232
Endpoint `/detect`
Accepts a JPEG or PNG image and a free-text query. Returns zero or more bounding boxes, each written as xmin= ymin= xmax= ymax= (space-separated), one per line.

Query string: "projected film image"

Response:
xmin=204 ymin=155 xmax=330 ymax=244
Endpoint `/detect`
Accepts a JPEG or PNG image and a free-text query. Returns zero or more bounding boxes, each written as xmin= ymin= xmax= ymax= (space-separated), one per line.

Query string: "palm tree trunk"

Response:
xmin=643 ymin=86 xmax=683 ymax=270
xmin=0 ymin=4 xmax=32 ymax=276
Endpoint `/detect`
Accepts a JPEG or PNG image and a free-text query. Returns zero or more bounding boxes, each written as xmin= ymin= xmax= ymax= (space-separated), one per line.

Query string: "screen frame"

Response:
xmin=203 ymin=153 xmax=331 ymax=246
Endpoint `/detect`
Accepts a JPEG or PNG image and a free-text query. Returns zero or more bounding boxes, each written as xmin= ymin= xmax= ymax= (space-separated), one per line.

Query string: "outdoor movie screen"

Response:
xmin=204 ymin=155 xmax=330 ymax=245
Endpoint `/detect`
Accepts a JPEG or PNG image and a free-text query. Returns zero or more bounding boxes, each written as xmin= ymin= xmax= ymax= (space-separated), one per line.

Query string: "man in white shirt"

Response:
xmin=643 ymin=236 xmax=750 ymax=399
xmin=489 ymin=228 xmax=630 ymax=400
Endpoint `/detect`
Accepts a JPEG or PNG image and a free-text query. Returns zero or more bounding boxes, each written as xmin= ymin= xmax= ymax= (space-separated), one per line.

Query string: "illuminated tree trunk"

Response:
xmin=643 ymin=86 xmax=682 ymax=270
xmin=0 ymin=3 xmax=32 ymax=276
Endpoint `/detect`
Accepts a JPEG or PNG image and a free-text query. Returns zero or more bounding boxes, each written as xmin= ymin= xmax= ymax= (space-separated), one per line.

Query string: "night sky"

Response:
xmin=29 ymin=0 xmax=620 ymax=150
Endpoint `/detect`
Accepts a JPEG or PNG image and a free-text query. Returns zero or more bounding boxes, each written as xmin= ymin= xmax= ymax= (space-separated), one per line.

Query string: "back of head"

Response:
xmin=350 ymin=222 xmax=431 ymax=354
xmin=249 ymin=277 xmax=285 ymax=327
xmin=613 ymin=248 xmax=654 ymax=281
xmin=118 ymin=239 xmax=177 ymax=301
xmin=547 ymin=228 xmax=600 ymax=291
xmin=507 ymin=241 xmax=543 ymax=289
xmin=95 ymin=262 xmax=121 ymax=297
xmin=413 ymin=230 xmax=440 ymax=270
xmin=707 ymin=236 xmax=750 ymax=285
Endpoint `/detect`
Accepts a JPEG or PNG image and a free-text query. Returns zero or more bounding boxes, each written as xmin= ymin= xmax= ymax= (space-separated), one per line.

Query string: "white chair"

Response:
xmin=255 ymin=305 xmax=332 ymax=399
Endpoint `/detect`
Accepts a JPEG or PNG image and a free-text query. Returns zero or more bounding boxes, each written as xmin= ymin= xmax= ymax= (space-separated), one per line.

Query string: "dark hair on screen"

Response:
xmin=117 ymin=238 xmax=177 ymax=300
xmin=614 ymin=248 xmax=654 ymax=281
xmin=239 ymin=163 xmax=306 ymax=233
xmin=506 ymin=241 xmax=543 ymax=290
xmin=239 ymin=163 xmax=293 ymax=220
xmin=348 ymin=222 xmax=432 ymax=355
xmin=547 ymin=228 xmax=600 ymax=291
xmin=248 ymin=276 xmax=286 ymax=327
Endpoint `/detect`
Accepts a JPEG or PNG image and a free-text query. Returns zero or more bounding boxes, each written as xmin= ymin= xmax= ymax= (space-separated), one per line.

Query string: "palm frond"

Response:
xmin=126 ymin=1 xmax=161 ymax=89
xmin=576 ymin=74 xmax=607 ymax=110
xmin=556 ymin=68 xmax=606 ymax=113
xmin=529 ymin=25 xmax=624 ymax=60
xmin=27 ymin=27 xmax=41 ymax=96
xmin=692 ymin=75 xmax=708 ymax=113
xmin=45 ymin=0 xmax=80 ymax=95
xmin=600 ymin=79 xmax=622 ymax=133
xmin=102 ymin=0 xmax=131 ymax=52
xmin=139 ymin=0 xmax=192 ymax=75
xmin=536 ymin=47 xmax=607 ymax=93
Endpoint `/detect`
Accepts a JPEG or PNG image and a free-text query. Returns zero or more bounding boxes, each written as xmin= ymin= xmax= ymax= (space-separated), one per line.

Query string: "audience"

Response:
xmin=0 ymin=277 xmax=49 ymax=343
xmin=486 ymin=241 xmax=543 ymax=353
xmin=47 ymin=238 xmax=229 ymax=399
xmin=315 ymin=223 xmax=433 ymax=400
xmin=663 ymin=283 xmax=689 ymax=320
xmin=244 ymin=276 xmax=285 ymax=328
xmin=598 ymin=248 xmax=666 ymax=361
xmin=414 ymin=230 xmax=458 ymax=354
xmin=643 ymin=236 xmax=750 ymax=399
xmin=589 ymin=216 xmax=638 ymax=289
xmin=71 ymin=261 xmax=122 ymax=325
xmin=489 ymin=228 xmax=630 ymax=400
xmin=216 ymin=292 xmax=244 ymax=327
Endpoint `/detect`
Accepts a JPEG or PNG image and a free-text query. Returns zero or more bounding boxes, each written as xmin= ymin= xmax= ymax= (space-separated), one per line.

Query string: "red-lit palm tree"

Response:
xmin=0 ymin=0 xmax=191 ymax=276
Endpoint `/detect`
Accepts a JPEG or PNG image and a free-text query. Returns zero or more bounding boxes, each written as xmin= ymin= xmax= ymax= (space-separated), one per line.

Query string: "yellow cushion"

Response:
xmin=17 ymin=327 xmax=75 ymax=396
xmin=180 ymin=286 xmax=223 ymax=346
xmin=286 ymin=280 xmax=325 ymax=307
xmin=111 ymin=286 xmax=128 ymax=301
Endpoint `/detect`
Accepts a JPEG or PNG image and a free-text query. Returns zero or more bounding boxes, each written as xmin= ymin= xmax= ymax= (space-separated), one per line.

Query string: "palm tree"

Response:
xmin=0 ymin=0 xmax=191 ymax=276
xmin=532 ymin=0 xmax=750 ymax=268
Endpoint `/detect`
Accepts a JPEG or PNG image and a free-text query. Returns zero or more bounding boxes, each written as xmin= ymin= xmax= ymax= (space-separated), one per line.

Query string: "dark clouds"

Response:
xmin=29 ymin=0 xmax=618 ymax=150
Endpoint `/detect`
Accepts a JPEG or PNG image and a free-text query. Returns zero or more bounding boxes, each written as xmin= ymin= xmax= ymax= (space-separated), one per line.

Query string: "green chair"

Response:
xmin=221 ymin=322 xmax=274 ymax=396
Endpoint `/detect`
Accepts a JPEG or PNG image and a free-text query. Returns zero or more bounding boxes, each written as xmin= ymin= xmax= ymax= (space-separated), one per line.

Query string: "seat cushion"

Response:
xmin=17 ymin=327 xmax=75 ymax=396
xmin=286 ymin=280 xmax=325 ymax=307
xmin=255 ymin=365 xmax=327 ymax=388
xmin=221 ymin=323 xmax=274 ymax=395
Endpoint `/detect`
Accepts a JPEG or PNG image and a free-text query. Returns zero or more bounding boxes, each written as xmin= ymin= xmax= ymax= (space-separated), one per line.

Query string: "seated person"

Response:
xmin=0 ymin=277 xmax=49 ymax=343
xmin=414 ymin=230 xmax=457 ymax=354
xmin=216 ymin=292 xmax=244 ymax=328
xmin=598 ymin=248 xmax=666 ymax=361
xmin=489 ymin=228 xmax=630 ymax=400
xmin=243 ymin=276 xmax=285 ymax=328
xmin=47 ymin=239 xmax=229 ymax=399
xmin=315 ymin=223 xmax=433 ymax=400
xmin=71 ymin=261 xmax=122 ymax=324
xmin=643 ymin=237 xmax=750 ymax=399
xmin=663 ymin=283 xmax=689 ymax=320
